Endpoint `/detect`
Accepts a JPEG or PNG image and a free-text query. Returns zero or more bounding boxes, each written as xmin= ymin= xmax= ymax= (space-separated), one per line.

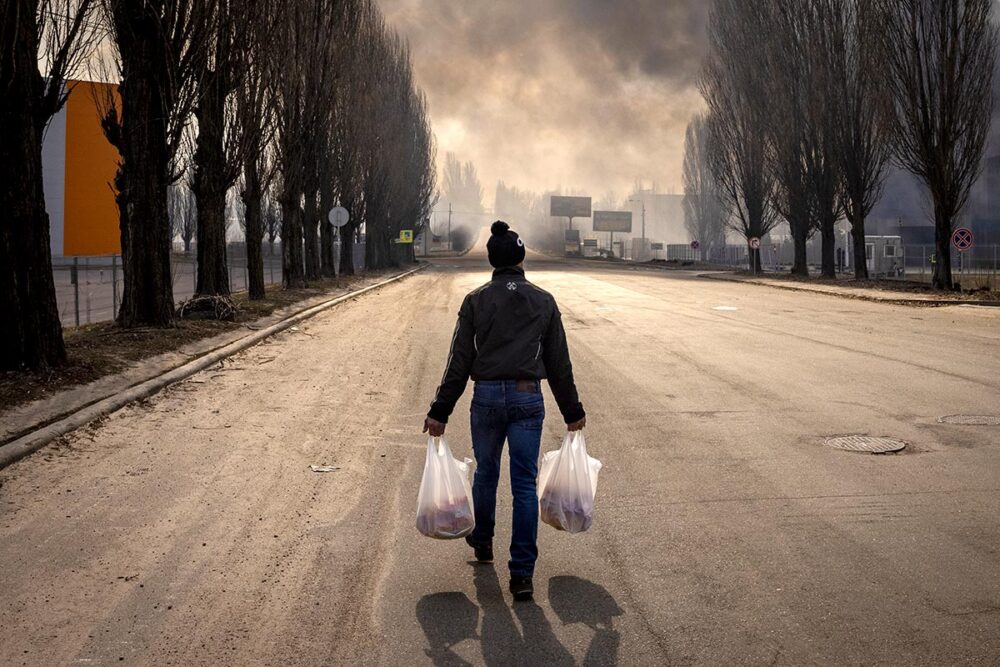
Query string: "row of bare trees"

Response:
xmin=698 ymin=0 xmax=997 ymax=288
xmin=0 ymin=0 xmax=435 ymax=370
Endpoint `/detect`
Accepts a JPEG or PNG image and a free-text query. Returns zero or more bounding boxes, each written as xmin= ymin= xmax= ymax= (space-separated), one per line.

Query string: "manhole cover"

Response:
xmin=938 ymin=415 xmax=1000 ymax=426
xmin=824 ymin=435 xmax=907 ymax=454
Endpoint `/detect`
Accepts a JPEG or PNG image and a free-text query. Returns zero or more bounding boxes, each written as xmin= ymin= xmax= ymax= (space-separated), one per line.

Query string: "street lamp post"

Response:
xmin=628 ymin=198 xmax=647 ymax=261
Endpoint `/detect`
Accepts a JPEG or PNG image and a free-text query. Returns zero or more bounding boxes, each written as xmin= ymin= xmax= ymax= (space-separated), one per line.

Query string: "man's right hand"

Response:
xmin=567 ymin=416 xmax=586 ymax=432
xmin=423 ymin=417 xmax=446 ymax=437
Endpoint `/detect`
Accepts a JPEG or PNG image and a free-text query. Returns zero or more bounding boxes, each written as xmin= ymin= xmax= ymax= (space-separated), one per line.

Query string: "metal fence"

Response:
xmin=651 ymin=241 xmax=999 ymax=287
xmin=901 ymin=244 xmax=999 ymax=288
xmin=53 ymin=244 xmax=283 ymax=327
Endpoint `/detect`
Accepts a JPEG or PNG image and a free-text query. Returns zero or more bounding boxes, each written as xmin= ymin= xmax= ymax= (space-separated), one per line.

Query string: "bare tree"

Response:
xmin=442 ymin=152 xmax=485 ymax=214
xmin=701 ymin=0 xmax=779 ymax=274
xmin=1 ymin=0 xmax=99 ymax=369
xmin=236 ymin=36 xmax=278 ymax=298
xmin=271 ymin=0 xmax=341 ymax=287
xmin=190 ymin=0 xmax=265 ymax=300
xmin=168 ymin=183 xmax=197 ymax=252
xmin=874 ymin=0 xmax=998 ymax=289
xmin=264 ymin=190 xmax=281 ymax=257
xmin=682 ymin=113 xmax=727 ymax=261
xmin=99 ymin=0 xmax=215 ymax=327
xmin=802 ymin=2 xmax=844 ymax=280
xmin=828 ymin=0 xmax=893 ymax=280
xmin=762 ymin=1 xmax=845 ymax=279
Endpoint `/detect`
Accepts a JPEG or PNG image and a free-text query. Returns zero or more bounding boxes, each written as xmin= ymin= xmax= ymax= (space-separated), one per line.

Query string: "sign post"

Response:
xmin=593 ymin=211 xmax=631 ymax=259
xmin=952 ymin=228 xmax=974 ymax=279
xmin=749 ymin=237 xmax=762 ymax=275
xmin=327 ymin=207 xmax=351 ymax=276
xmin=551 ymin=197 xmax=592 ymax=255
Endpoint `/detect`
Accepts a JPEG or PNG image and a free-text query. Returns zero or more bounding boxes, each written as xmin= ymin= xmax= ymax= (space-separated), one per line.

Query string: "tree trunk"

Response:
xmin=113 ymin=5 xmax=175 ymax=327
xmin=242 ymin=158 xmax=265 ymax=300
xmin=0 ymin=9 xmax=67 ymax=369
xmin=303 ymin=189 xmax=321 ymax=280
xmin=747 ymin=247 xmax=762 ymax=275
xmin=366 ymin=221 xmax=388 ymax=270
xmin=319 ymin=186 xmax=335 ymax=277
xmin=339 ymin=222 xmax=356 ymax=275
xmin=819 ymin=217 xmax=836 ymax=279
xmin=849 ymin=213 xmax=869 ymax=280
xmin=790 ymin=223 xmax=809 ymax=277
xmin=933 ymin=206 xmax=954 ymax=290
xmin=192 ymin=70 xmax=230 ymax=296
xmin=280 ymin=189 xmax=306 ymax=288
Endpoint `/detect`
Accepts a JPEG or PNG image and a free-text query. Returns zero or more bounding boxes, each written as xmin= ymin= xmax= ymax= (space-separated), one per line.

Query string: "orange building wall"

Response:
xmin=62 ymin=80 xmax=122 ymax=256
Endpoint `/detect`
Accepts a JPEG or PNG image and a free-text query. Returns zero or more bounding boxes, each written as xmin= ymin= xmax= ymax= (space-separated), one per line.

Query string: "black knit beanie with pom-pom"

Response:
xmin=487 ymin=220 xmax=525 ymax=268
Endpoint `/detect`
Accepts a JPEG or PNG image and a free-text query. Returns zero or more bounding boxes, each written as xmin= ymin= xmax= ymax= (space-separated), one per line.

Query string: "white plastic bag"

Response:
xmin=538 ymin=431 xmax=602 ymax=533
xmin=415 ymin=436 xmax=476 ymax=539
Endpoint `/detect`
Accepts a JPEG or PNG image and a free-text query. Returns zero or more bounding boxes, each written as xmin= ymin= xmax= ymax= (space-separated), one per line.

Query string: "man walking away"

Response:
xmin=424 ymin=220 xmax=586 ymax=602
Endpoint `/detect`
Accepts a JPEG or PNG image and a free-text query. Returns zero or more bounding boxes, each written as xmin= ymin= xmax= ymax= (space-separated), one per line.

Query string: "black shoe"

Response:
xmin=509 ymin=576 xmax=533 ymax=602
xmin=465 ymin=536 xmax=493 ymax=564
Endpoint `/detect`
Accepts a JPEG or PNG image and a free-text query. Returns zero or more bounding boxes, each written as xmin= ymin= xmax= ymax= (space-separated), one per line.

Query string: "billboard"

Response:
xmin=593 ymin=210 xmax=632 ymax=233
xmin=550 ymin=196 xmax=592 ymax=218
xmin=43 ymin=80 xmax=122 ymax=256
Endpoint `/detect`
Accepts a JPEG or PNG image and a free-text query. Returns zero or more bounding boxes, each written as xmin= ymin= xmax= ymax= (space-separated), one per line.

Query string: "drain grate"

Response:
xmin=938 ymin=415 xmax=1000 ymax=426
xmin=824 ymin=435 xmax=907 ymax=454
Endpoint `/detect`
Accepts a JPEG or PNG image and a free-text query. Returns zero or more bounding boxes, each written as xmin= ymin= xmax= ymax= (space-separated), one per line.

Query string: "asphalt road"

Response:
xmin=2 ymin=245 xmax=999 ymax=666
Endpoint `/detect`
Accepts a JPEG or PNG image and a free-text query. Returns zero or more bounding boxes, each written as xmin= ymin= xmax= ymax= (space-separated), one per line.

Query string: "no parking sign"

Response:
xmin=951 ymin=227 xmax=974 ymax=252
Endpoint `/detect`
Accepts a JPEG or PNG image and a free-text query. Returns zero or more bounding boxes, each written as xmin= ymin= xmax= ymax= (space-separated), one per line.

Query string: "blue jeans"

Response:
xmin=468 ymin=379 xmax=545 ymax=578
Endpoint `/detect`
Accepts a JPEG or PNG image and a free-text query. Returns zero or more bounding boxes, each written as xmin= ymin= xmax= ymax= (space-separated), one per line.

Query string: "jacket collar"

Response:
xmin=491 ymin=266 xmax=526 ymax=281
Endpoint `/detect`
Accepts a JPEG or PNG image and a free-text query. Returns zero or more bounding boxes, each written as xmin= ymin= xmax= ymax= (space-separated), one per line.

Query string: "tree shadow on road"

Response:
xmin=416 ymin=567 xmax=621 ymax=666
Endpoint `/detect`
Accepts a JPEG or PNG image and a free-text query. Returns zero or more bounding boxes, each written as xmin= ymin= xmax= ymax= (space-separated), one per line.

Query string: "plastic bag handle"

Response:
xmin=428 ymin=435 xmax=445 ymax=457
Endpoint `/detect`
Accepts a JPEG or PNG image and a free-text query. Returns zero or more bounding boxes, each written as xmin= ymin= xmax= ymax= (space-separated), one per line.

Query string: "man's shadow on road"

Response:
xmin=416 ymin=567 xmax=622 ymax=666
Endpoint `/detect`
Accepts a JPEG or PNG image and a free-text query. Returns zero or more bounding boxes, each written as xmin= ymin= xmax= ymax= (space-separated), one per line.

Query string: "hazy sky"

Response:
xmin=380 ymin=0 xmax=710 ymax=205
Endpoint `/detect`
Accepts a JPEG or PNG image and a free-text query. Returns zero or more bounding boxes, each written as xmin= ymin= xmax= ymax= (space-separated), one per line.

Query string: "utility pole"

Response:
xmin=640 ymin=199 xmax=646 ymax=245
xmin=628 ymin=197 xmax=648 ymax=261
xmin=448 ymin=203 xmax=452 ymax=251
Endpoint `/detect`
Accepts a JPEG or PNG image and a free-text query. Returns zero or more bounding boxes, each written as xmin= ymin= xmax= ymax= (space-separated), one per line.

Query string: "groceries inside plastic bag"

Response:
xmin=415 ymin=436 xmax=476 ymax=539
xmin=537 ymin=431 xmax=602 ymax=533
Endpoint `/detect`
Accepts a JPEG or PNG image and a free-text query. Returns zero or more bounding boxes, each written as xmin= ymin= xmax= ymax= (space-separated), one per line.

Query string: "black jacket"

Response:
xmin=428 ymin=266 xmax=585 ymax=424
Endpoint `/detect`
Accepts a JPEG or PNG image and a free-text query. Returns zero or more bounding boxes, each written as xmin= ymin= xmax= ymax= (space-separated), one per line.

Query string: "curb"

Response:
xmin=699 ymin=272 xmax=1000 ymax=308
xmin=0 ymin=265 xmax=426 ymax=470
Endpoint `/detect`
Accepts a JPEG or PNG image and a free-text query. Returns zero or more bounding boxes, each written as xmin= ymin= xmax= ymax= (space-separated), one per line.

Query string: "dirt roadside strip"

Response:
xmin=700 ymin=272 xmax=1000 ymax=307
xmin=0 ymin=265 xmax=426 ymax=470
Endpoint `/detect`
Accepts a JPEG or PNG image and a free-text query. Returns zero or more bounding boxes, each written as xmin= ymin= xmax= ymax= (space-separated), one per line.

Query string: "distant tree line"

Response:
xmin=691 ymin=0 xmax=997 ymax=287
xmin=0 ymin=0 xmax=436 ymax=370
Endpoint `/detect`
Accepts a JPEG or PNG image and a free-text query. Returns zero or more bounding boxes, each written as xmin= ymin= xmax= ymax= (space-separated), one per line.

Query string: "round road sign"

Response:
xmin=748 ymin=237 xmax=761 ymax=250
xmin=951 ymin=227 xmax=974 ymax=252
xmin=328 ymin=206 xmax=350 ymax=228
xmin=691 ymin=240 xmax=701 ymax=250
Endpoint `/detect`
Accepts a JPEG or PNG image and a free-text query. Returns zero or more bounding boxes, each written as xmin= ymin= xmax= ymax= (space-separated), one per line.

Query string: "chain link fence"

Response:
xmin=902 ymin=244 xmax=999 ymax=289
xmin=52 ymin=244 xmax=284 ymax=327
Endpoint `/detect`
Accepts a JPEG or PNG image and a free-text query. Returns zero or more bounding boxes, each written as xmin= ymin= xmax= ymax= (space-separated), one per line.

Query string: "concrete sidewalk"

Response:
xmin=701 ymin=271 xmax=1000 ymax=307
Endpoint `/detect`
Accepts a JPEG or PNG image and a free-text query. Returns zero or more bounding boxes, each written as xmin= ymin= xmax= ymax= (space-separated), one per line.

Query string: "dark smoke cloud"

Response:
xmin=379 ymin=0 xmax=709 ymax=202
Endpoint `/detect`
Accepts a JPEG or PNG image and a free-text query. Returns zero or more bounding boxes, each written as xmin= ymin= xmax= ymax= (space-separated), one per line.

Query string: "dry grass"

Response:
xmin=0 ymin=275 xmax=377 ymax=413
